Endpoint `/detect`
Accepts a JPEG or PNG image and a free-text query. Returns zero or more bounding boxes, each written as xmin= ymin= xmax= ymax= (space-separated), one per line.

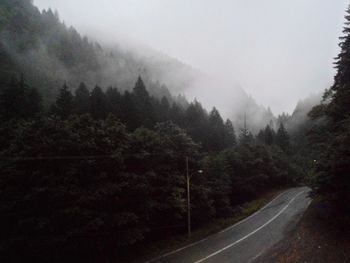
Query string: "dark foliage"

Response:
xmin=0 ymin=1 xmax=304 ymax=262
xmin=0 ymin=74 xmax=299 ymax=262
xmin=308 ymin=5 xmax=350 ymax=222
xmin=0 ymin=75 xmax=42 ymax=120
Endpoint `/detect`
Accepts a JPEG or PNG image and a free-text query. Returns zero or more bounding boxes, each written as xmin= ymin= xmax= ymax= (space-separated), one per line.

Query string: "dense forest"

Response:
xmin=307 ymin=5 xmax=350 ymax=223
xmin=0 ymin=0 xmax=197 ymax=106
xmin=0 ymin=73 xmax=300 ymax=262
xmin=0 ymin=0 xmax=280 ymax=131
xmin=0 ymin=0 xmax=349 ymax=263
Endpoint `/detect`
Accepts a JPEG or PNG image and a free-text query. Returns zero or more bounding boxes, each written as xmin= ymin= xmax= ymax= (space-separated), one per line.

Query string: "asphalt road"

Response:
xmin=146 ymin=187 xmax=311 ymax=263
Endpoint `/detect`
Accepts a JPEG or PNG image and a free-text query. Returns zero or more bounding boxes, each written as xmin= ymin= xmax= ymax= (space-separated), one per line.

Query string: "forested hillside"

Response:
xmin=308 ymin=5 xmax=350 ymax=222
xmin=2 ymin=1 xmax=347 ymax=263
xmin=0 ymin=72 xmax=301 ymax=262
xmin=230 ymin=94 xmax=277 ymax=134
xmin=0 ymin=0 xmax=282 ymax=131
xmin=0 ymin=0 xmax=198 ymax=106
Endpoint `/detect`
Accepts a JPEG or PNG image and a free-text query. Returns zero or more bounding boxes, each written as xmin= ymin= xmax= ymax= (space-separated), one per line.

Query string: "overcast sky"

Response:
xmin=34 ymin=0 xmax=348 ymax=114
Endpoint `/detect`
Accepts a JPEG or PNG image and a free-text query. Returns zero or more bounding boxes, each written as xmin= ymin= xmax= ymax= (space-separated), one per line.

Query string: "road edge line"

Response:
xmin=218 ymin=189 xmax=288 ymax=234
xmin=144 ymin=188 xmax=291 ymax=263
xmin=194 ymin=190 xmax=306 ymax=263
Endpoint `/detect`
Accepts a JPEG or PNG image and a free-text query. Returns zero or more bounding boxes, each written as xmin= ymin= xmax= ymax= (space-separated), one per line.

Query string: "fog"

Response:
xmin=34 ymin=0 xmax=348 ymax=116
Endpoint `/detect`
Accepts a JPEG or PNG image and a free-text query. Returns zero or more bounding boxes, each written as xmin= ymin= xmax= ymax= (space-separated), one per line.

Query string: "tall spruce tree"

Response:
xmin=207 ymin=107 xmax=226 ymax=151
xmin=52 ymin=83 xmax=74 ymax=119
xmin=169 ymin=102 xmax=185 ymax=126
xmin=159 ymin=96 xmax=170 ymax=122
xmin=132 ymin=76 xmax=155 ymax=128
xmin=309 ymin=5 xmax=350 ymax=219
xmin=238 ymin=114 xmax=253 ymax=145
xmin=105 ymin=86 xmax=121 ymax=116
xmin=185 ymin=100 xmax=210 ymax=149
xmin=327 ymin=5 xmax=350 ymax=122
xmin=89 ymin=85 xmax=107 ymax=119
xmin=120 ymin=91 xmax=137 ymax=130
xmin=133 ymin=76 xmax=149 ymax=101
xmin=256 ymin=129 xmax=265 ymax=144
xmin=275 ymin=123 xmax=290 ymax=152
xmin=263 ymin=125 xmax=275 ymax=145
xmin=224 ymin=119 xmax=237 ymax=147
xmin=74 ymin=82 xmax=90 ymax=114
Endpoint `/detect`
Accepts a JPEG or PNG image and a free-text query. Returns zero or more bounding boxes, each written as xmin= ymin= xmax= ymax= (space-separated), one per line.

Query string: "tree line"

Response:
xmin=307 ymin=5 xmax=350 ymax=225
xmin=0 ymin=0 xmax=194 ymax=103
xmin=0 ymin=75 xmax=298 ymax=263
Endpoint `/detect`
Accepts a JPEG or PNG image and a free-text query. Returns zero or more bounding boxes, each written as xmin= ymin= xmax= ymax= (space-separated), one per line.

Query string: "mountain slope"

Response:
xmin=0 ymin=0 xmax=197 ymax=104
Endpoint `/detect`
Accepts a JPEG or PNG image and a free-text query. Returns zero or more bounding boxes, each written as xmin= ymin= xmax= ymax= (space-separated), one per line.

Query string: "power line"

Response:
xmin=0 ymin=155 xmax=121 ymax=161
xmin=0 ymin=152 xmax=199 ymax=161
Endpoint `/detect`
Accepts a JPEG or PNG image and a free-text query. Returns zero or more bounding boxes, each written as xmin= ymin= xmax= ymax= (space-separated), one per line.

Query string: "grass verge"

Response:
xmin=126 ymin=188 xmax=285 ymax=263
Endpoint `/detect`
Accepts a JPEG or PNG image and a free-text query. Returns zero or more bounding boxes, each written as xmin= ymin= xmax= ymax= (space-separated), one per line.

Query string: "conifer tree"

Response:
xmin=224 ymin=119 xmax=237 ymax=147
xmin=309 ymin=5 xmax=350 ymax=218
xmin=159 ymin=96 xmax=170 ymax=121
xmin=105 ymin=86 xmax=121 ymax=116
xmin=169 ymin=102 xmax=185 ymax=126
xmin=132 ymin=76 xmax=155 ymax=128
xmin=275 ymin=123 xmax=290 ymax=152
xmin=120 ymin=91 xmax=137 ymax=130
xmin=52 ymin=82 xmax=74 ymax=119
xmin=327 ymin=5 xmax=350 ymax=122
xmin=208 ymin=107 xmax=226 ymax=151
xmin=256 ymin=129 xmax=265 ymax=144
xmin=133 ymin=76 xmax=149 ymax=102
xmin=74 ymin=82 xmax=90 ymax=114
xmin=89 ymin=85 xmax=107 ymax=119
xmin=185 ymin=100 xmax=209 ymax=148
xmin=264 ymin=125 xmax=275 ymax=145
xmin=238 ymin=114 xmax=253 ymax=145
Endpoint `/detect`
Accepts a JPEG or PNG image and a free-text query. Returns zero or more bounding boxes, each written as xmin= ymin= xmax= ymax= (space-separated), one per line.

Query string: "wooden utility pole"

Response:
xmin=186 ymin=156 xmax=191 ymax=238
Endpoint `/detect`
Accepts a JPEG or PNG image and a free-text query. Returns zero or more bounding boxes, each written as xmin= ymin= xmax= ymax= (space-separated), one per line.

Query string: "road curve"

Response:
xmin=146 ymin=187 xmax=311 ymax=263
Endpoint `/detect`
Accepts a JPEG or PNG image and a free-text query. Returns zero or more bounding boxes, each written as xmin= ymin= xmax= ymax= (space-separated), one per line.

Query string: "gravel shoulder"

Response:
xmin=254 ymin=200 xmax=350 ymax=263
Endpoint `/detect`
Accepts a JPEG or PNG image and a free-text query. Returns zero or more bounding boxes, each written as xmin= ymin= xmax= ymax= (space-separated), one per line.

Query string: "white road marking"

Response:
xmin=145 ymin=189 xmax=292 ymax=263
xmin=249 ymin=250 xmax=264 ymax=263
xmin=145 ymin=238 xmax=208 ymax=263
xmin=219 ymin=190 xmax=288 ymax=234
xmin=194 ymin=190 xmax=306 ymax=263
xmin=307 ymin=199 xmax=312 ymax=207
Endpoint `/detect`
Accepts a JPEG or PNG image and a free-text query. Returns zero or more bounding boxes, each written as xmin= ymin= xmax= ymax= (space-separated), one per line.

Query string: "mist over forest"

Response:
xmin=0 ymin=1 xmax=349 ymax=263
xmin=0 ymin=0 xmax=324 ymax=134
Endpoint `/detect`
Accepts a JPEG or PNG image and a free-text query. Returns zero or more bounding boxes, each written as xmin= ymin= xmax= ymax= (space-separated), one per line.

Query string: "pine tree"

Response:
xmin=132 ymin=76 xmax=155 ymax=128
xmin=207 ymin=107 xmax=226 ymax=151
xmin=169 ymin=102 xmax=185 ymax=126
xmin=52 ymin=82 xmax=74 ymax=119
xmin=105 ymin=86 xmax=121 ymax=116
xmin=256 ymin=129 xmax=265 ymax=144
xmin=133 ymin=76 xmax=149 ymax=101
xmin=159 ymin=96 xmax=170 ymax=121
xmin=238 ymin=114 xmax=253 ymax=145
xmin=327 ymin=5 xmax=350 ymax=122
xmin=264 ymin=125 xmax=275 ymax=145
xmin=185 ymin=100 xmax=209 ymax=148
xmin=120 ymin=91 xmax=137 ymax=130
xmin=209 ymin=107 xmax=224 ymax=127
xmin=74 ymin=82 xmax=90 ymax=114
xmin=309 ymin=5 xmax=350 ymax=219
xmin=275 ymin=123 xmax=290 ymax=152
xmin=89 ymin=85 xmax=107 ymax=119
xmin=224 ymin=119 xmax=237 ymax=147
